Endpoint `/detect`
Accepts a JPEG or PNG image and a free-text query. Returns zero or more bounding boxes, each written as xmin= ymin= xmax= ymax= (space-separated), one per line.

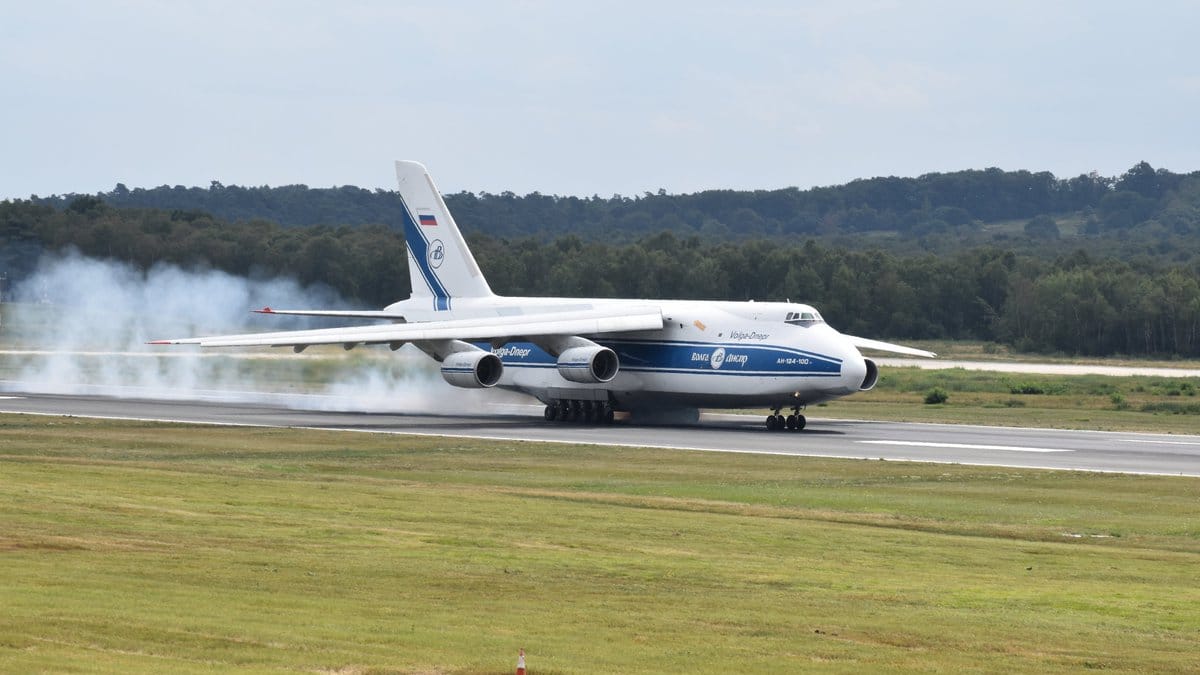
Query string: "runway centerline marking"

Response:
xmin=1123 ymin=439 xmax=1200 ymax=447
xmin=860 ymin=440 xmax=1073 ymax=453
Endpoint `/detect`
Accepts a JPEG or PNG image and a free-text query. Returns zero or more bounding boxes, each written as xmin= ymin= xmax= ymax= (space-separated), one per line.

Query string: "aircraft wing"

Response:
xmin=845 ymin=335 xmax=937 ymax=359
xmin=150 ymin=305 xmax=664 ymax=348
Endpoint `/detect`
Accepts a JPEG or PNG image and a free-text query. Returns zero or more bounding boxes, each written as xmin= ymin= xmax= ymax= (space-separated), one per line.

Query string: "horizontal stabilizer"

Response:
xmin=845 ymin=335 xmax=937 ymax=359
xmin=151 ymin=305 xmax=664 ymax=348
xmin=254 ymin=307 xmax=407 ymax=320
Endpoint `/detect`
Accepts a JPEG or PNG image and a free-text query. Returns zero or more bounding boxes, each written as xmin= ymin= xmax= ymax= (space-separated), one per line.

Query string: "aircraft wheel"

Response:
xmin=796 ymin=414 xmax=806 ymax=431
xmin=544 ymin=404 xmax=558 ymax=421
xmin=583 ymin=401 xmax=596 ymax=424
xmin=786 ymin=414 xmax=797 ymax=430
xmin=557 ymin=400 xmax=570 ymax=421
xmin=602 ymin=405 xmax=615 ymax=424
xmin=765 ymin=415 xmax=779 ymax=431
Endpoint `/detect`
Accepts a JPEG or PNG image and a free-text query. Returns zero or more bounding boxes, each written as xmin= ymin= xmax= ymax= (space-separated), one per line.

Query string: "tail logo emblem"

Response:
xmin=428 ymin=239 xmax=445 ymax=269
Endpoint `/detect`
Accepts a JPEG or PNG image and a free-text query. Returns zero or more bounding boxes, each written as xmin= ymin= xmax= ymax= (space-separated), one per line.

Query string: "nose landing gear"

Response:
xmin=766 ymin=406 xmax=806 ymax=432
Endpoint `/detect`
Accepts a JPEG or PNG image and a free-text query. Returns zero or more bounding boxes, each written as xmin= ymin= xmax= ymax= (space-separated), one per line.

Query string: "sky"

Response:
xmin=2 ymin=1 xmax=1198 ymax=199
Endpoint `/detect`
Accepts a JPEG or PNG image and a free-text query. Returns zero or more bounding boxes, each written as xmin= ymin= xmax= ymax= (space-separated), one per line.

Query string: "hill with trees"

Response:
xmin=26 ymin=162 xmax=1200 ymax=255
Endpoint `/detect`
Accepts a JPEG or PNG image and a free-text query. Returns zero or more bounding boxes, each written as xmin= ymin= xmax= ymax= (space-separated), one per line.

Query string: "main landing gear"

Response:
xmin=544 ymin=399 xmax=615 ymax=425
xmin=765 ymin=406 xmax=806 ymax=432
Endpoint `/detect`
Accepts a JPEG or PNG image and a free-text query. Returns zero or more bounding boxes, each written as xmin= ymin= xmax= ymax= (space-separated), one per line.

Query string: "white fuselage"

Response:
xmin=388 ymin=295 xmax=872 ymax=411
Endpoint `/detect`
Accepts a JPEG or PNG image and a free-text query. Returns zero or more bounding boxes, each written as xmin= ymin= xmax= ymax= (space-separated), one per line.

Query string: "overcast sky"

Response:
xmin=2 ymin=1 xmax=1197 ymax=199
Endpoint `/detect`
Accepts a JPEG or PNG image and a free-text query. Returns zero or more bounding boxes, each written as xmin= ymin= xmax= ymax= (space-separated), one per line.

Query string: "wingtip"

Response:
xmin=254 ymin=306 xmax=275 ymax=314
xmin=146 ymin=340 xmax=172 ymax=345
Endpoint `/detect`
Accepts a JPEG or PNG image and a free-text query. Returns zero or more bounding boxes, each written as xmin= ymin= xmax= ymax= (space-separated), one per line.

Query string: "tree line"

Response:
xmin=27 ymin=163 xmax=1200 ymax=247
xmin=2 ymin=197 xmax=1197 ymax=357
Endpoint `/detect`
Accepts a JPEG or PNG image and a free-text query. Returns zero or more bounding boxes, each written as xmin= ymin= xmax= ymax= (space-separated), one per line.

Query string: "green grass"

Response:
xmin=2 ymin=415 xmax=1199 ymax=673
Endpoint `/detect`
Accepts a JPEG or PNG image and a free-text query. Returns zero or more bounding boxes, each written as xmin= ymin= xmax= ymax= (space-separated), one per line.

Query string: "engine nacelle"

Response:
xmin=859 ymin=358 xmax=879 ymax=391
xmin=557 ymin=345 xmax=619 ymax=383
xmin=441 ymin=350 xmax=503 ymax=388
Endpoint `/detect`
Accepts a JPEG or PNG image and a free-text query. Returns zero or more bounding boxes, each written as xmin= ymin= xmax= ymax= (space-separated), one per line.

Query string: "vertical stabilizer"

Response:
xmin=395 ymin=160 xmax=494 ymax=311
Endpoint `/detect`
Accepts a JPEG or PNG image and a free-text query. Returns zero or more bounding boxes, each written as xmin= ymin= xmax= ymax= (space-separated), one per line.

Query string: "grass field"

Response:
xmin=2 ymin=415 xmax=1198 ymax=673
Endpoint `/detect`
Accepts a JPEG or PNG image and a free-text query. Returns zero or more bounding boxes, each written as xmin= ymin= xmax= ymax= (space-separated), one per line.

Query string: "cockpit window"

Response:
xmin=785 ymin=310 xmax=822 ymax=326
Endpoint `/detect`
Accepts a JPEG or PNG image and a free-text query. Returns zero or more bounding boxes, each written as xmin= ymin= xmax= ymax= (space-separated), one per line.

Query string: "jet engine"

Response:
xmin=441 ymin=350 xmax=503 ymax=388
xmin=859 ymin=358 xmax=879 ymax=391
xmin=556 ymin=345 xmax=619 ymax=383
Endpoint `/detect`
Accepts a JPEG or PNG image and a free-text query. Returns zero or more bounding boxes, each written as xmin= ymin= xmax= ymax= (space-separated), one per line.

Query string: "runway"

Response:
xmin=2 ymin=391 xmax=1198 ymax=476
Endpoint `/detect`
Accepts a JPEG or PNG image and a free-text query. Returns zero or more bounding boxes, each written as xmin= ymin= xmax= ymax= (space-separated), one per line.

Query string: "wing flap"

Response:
xmin=151 ymin=305 xmax=664 ymax=348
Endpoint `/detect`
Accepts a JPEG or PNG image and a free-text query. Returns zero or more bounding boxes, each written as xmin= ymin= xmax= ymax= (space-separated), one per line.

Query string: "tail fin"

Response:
xmin=395 ymin=160 xmax=494 ymax=311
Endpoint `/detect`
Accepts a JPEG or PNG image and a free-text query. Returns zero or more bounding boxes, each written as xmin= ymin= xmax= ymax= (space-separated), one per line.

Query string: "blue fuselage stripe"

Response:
xmin=472 ymin=340 xmax=843 ymax=377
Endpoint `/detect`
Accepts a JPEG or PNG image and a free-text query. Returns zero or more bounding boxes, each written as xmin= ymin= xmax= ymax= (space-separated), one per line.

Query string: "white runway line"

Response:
xmin=1123 ymin=439 xmax=1200 ymax=447
xmin=860 ymin=440 xmax=1073 ymax=453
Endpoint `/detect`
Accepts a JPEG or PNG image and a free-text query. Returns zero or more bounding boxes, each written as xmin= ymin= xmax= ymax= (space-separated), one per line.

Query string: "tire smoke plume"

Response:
xmin=1 ymin=252 xmax=527 ymax=414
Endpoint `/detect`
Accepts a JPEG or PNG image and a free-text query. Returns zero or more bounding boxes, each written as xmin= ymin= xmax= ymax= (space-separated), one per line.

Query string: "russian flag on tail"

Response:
xmin=419 ymin=214 xmax=438 ymax=226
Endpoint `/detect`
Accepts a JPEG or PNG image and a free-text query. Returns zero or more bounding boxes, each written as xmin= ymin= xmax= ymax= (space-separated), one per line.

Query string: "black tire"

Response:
xmin=544 ymin=404 xmax=558 ymax=421
xmin=796 ymin=414 xmax=806 ymax=431
xmin=786 ymin=414 xmax=797 ymax=430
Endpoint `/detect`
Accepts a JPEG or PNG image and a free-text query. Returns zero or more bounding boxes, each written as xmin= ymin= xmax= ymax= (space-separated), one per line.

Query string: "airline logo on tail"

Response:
xmin=428 ymin=240 xmax=445 ymax=269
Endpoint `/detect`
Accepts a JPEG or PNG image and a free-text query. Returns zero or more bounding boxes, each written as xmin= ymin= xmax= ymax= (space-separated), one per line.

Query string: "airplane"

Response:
xmin=152 ymin=161 xmax=936 ymax=430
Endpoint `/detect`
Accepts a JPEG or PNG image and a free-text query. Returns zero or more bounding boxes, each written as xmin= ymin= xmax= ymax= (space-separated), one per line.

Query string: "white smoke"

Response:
xmin=0 ymin=251 xmax=531 ymax=414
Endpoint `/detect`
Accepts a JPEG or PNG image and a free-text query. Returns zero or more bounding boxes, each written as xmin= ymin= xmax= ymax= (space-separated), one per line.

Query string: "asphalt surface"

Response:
xmin=2 ymin=392 xmax=1198 ymax=476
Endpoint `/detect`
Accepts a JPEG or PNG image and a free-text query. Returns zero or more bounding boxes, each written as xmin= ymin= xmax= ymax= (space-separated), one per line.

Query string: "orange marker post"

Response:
xmin=516 ymin=648 xmax=526 ymax=675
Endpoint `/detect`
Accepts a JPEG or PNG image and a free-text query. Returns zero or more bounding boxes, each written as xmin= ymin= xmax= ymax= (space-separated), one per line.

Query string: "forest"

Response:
xmin=26 ymin=161 xmax=1200 ymax=246
xmin=3 ymin=161 xmax=1199 ymax=357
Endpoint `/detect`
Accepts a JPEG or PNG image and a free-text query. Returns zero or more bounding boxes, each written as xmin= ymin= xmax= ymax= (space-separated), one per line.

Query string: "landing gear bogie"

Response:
xmin=766 ymin=406 xmax=806 ymax=432
xmin=544 ymin=398 xmax=614 ymax=426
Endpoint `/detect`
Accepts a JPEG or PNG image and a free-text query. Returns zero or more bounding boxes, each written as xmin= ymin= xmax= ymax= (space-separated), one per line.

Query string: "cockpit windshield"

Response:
xmin=784 ymin=310 xmax=823 ymax=326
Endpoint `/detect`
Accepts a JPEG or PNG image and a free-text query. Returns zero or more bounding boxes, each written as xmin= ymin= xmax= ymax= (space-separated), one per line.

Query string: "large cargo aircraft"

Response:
xmin=153 ymin=161 xmax=935 ymax=430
